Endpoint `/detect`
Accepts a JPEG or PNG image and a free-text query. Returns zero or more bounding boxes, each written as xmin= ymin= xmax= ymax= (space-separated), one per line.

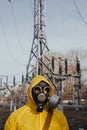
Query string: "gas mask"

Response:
xmin=32 ymin=81 xmax=60 ymax=112
xmin=32 ymin=81 xmax=50 ymax=112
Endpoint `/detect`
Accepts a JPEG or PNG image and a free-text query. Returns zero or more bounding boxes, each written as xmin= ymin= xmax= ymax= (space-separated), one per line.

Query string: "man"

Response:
xmin=4 ymin=75 xmax=69 ymax=130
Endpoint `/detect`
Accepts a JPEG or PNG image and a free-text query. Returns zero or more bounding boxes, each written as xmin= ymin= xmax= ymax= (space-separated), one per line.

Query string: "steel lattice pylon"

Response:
xmin=26 ymin=0 xmax=49 ymax=82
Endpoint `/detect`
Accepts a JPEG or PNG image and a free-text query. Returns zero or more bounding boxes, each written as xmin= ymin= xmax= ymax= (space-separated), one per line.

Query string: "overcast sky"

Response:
xmin=0 ymin=0 xmax=87 ymax=84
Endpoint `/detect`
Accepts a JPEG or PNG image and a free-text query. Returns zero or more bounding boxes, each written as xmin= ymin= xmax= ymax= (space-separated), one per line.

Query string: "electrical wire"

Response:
xmin=29 ymin=0 xmax=34 ymax=17
xmin=73 ymin=0 xmax=87 ymax=25
xmin=9 ymin=1 xmax=29 ymax=57
xmin=0 ymin=20 xmax=26 ymax=66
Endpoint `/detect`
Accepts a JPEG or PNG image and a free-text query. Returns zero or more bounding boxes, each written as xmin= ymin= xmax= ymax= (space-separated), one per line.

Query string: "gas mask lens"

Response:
xmin=33 ymin=85 xmax=50 ymax=102
xmin=34 ymin=86 xmax=41 ymax=94
xmin=33 ymin=83 xmax=50 ymax=95
xmin=44 ymin=87 xmax=50 ymax=94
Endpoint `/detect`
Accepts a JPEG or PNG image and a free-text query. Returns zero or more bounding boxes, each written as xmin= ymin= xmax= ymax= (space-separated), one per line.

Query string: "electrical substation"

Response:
xmin=0 ymin=0 xmax=87 ymax=130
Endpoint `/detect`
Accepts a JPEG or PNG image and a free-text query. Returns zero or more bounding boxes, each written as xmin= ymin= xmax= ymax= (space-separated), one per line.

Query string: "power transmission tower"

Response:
xmin=26 ymin=0 xmax=49 ymax=82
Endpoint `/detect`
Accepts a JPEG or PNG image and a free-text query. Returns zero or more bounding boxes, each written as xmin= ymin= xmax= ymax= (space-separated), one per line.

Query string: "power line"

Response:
xmin=0 ymin=20 xmax=26 ymax=66
xmin=8 ymin=0 xmax=11 ymax=3
xmin=29 ymin=0 xmax=34 ymax=16
xmin=9 ymin=1 xmax=29 ymax=57
xmin=73 ymin=0 xmax=87 ymax=25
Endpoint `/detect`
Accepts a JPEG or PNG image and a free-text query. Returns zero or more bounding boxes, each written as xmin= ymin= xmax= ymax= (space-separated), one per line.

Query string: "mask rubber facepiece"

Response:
xmin=32 ymin=81 xmax=50 ymax=112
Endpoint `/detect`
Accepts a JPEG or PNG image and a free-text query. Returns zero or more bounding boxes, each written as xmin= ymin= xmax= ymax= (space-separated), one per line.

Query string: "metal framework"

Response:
xmin=25 ymin=0 xmax=82 ymax=110
xmin=26 ymin=0 xmax=49 ymax=82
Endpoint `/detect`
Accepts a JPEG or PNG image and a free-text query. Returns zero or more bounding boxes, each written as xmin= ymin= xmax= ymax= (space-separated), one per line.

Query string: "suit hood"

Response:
xmin=29 ymin=75 xmax=54 ymax=106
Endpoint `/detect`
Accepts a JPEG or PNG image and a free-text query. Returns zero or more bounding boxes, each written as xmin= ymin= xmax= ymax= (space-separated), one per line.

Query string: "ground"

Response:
xmin=64 ymin=106 xmax=87 ymax=130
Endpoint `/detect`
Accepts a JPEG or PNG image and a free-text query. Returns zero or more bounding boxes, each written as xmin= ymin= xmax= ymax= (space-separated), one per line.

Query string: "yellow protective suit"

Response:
xmin=4 ymin=75 xmax=69 ymax=130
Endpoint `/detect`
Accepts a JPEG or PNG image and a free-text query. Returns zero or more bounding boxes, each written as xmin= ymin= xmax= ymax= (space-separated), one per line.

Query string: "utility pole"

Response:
xmin=73 ymin=57 xmax=82 ymax=106
xmin=26 ymin=0 xmax=49 ymax=82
